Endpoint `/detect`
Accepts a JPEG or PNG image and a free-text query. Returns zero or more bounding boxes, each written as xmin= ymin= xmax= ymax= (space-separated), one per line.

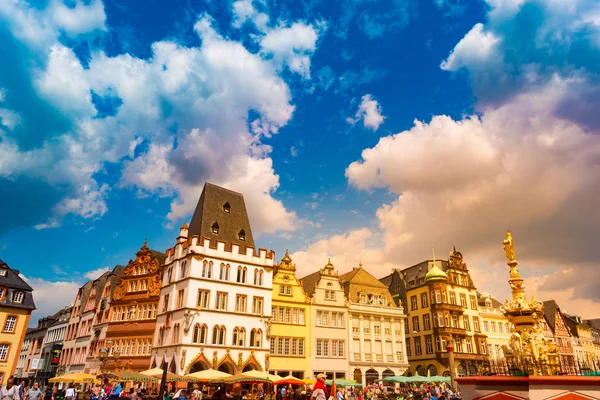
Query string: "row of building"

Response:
xmin=2 ymin=183 xmax=600 ymax=386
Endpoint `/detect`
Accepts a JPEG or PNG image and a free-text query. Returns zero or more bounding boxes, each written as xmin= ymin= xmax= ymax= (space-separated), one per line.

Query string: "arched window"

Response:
xmin=220 ymin=263 xmax=227 ymax=280
xmin=238 ymin=229 xmax=246 ymax=241
xmin=233 ymin=328 xmax=238 ymax=346
xmin=253 ymin=269 xmax=258 ymax=285
xmin=237 ymin=266 xmax=243 ymax=283
xmin=219 ymin=326 xmax=226 ymax=345
xmin=250 ymin=329 xmax=255 ymax=347
xmin=238 ymin=328 xmax=245 ymax=346
xmin=212 ymin=326 xmax=219 ymax=345
xmin=200 ymin=325 xmax=207 ymax=344
xmin=259 ymin=270 xmax=264 ymax=286
xmin=435 ymin=290 xmax=442 ymax=304
xmin=249 ymin=329 xmax=262 ymax=347
xmin=202 ymin=261 xmax=209 ymax=278
xmin=212 ymin=222 xmax=219 ymax=234
xmin=242 ymin=267 xmax=247 ymax=283
xmin=192 ymin=324 xmax=200 ymax=343
xmin=223 ymin=202 xmax=231 ymax=213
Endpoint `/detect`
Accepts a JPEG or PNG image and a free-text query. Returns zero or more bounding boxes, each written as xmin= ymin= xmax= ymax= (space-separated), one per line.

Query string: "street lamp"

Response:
xmin=99 ymin=339 xmax=121 ymax=379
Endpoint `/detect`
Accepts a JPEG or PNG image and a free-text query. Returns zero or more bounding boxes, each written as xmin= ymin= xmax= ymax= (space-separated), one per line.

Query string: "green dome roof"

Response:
xmin=426 ymin=262 xmax=447 ymax=282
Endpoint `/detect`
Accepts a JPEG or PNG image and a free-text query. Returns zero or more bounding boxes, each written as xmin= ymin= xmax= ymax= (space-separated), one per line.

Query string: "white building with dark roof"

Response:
xmin=152 ymin=183 xmax=274 ymax=375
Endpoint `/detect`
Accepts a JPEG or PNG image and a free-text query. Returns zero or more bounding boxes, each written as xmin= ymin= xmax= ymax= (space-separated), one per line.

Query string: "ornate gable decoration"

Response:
xmin=448 ymin=246 xmax=465 ymax=269
xmin=113 ymin=241 xmax=162 ymax=301
xmin=278 ymin=249 xmax=296 ymax=272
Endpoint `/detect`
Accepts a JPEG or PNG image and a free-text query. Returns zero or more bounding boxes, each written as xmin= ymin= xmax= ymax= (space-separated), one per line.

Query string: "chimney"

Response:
xmin=178 ymin=223 xmax=189 ymax=243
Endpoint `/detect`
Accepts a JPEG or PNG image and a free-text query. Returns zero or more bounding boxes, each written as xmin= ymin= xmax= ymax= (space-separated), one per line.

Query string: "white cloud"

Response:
xmin=48 ymin=0 xmax=107 ymax=36
xmin=84 ymin=267 xmax=110 ymax=280
xmin=348 ymin=94 xmax=385 ymax=130
xmin=440 ymin=23 xmax=501 ymax=72
xmin=28 ymin=278 xmax=80 ymax=322
xmin=292 ymin=77 xmax=600 ymax=313
xmin=0 ymin=4 xmax=320 ymax=235
xmin=232 ymin=0 xmax=269 ymax=31
xmin=260 ymin=22 xmax=321 ymax=77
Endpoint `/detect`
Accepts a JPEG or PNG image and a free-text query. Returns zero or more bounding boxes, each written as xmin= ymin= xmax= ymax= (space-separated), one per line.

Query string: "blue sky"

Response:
xmin=1 ymin=0 xmax=600 ymax=323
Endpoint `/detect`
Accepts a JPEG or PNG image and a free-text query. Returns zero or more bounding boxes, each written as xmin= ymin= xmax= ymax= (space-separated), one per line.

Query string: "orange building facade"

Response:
xmin=104 ymin=242 xmax=165 ymax=372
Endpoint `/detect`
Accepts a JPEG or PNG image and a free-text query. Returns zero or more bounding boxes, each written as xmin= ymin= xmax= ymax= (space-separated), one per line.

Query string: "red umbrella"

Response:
xmin=273 ymin=376 xmax=305 ymax=386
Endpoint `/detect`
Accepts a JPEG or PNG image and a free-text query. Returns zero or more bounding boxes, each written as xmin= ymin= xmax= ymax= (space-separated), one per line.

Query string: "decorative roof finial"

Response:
xmin=431 ymin=244 xmax=436 ymax=266
xmin=359 ymin=260 xmax=363 ymax=268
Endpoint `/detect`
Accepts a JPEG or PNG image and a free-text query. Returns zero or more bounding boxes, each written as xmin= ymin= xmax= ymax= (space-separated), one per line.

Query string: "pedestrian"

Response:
xmin=65 ymin=386 xmax=76 ymax=400
xmin=1 ymin=378 xmax=20 ymax=400
xmin=24 ymin=382 xmax=43 ymax=400
xmin=310 ymin=374 xmax=328 ymax=400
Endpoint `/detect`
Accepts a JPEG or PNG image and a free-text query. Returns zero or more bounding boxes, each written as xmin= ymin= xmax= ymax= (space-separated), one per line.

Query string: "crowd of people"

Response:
xmin=1 ymin=376 xmax=461 ymax=400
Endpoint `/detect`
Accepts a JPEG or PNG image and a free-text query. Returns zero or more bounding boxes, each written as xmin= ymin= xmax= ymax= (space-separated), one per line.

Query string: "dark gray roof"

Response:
xmin=399 ymin=260 xmax=450 ymax=290
xmin=150 ymin=250 xmax=166 ymax=265
xmin=477 ymin=292 xmax=503 ymax=308
xmin=585 ymin=318 xmax=600 ymax=330
xmin=189 ymin=183 xmax=255 ymax=251
xmin=0 ymin=259 xmax=36 ymax=310
xmin=299 ymin=270 xmax=322 ymax=297
xmin=543 ymin=300 xmax=559 ymax=332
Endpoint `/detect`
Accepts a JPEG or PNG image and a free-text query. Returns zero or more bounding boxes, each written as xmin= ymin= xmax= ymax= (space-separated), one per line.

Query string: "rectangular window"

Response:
xmin=271 ymin=306 xmax=277 ymax=319
xmin=316 ymin=340 xmax=323 ymax=357
xmin=292 ymin=309 xmax=298 ymax=324
xmin=198 ymin=290 xmax=210 ymax=308
xmin=299 ymin=309 xmax=305 ymax=324
xmin=235 ymin=295 xmax=247 ymax=313
xmin=491 ymin=321 xmax=497 ymax=332
xmin=459 ymin=294 xmax=467 ymax=308
xmin=3 ymin=316 xmax=17 ymax=333
xmin=278 ymin=308 xmax=284 ymax=323
xmin=322 ymin=339 xmax=329 ymax=357
xmin=473 ymin=317 xmax=480 ymax=332
xmin=292 ymin=338 xmax=298 ymax=356
xmin=13 ymin=292 xmax=24 ymax=304
xmin=322 ymin=312 xmax=329 ymax=326
xmin=216 ymin=292 xmax=228 ymax=310
xmin=277 ymin=338 xmax=283 ymax=355
xmin=374 ymin=325 xmax=381 ymax=334
xmin=337 ymin=314 xmax=344 ymax=328
xmin=284 ymin=338 xmax=291 ymax=355
xmin=449 ymin=292 xmax=456 ymax=305
xmin=425 ymin=336 xmax=433 ymax=354
xmin=270 ymin=338 xmax=276 ymax=354
xmin=456 ymin=338 xmax=463 ymax=353
xmin=423 ymin=314 xmax=431 ymax=331
xmin=177 ymin=289 xmax=185 ymax=308
xmin=480 ymin=340 xmax=487 ymax=354
xmin=331 ymin=340 xmax=338 ymax=357
xmin=420 ymin=293 xmax=428 ymax=308
xmin=415 ymin=337 xmax=422 ymax=355
xmin=466 ymin=339 xmax=473 ymax=353
xmin=385 ymin=328 xmax=391 ymax=336
xmin=279 ymin=285 xmax=292 ymax=296
xmin=411 ymin=296 xmax=418 ymax=311
xmin=470 ymin=295 xmax=477 ymax=310
xmin=299 ymin=338 xmax=305 ymax=356
xmin=338 ymin=341 xmax=344 ymax=357
xmin=285 ymin=308 xmax=291 ymax=323
xmin=483 ymin=321 xmax=489 ymax=332
xmin=252 ymin=297 xmax=264 ymax=315
xmin=412 ymin=316 xmax=420 ymax=332
xmin=463 ymin=316 xmax=470 ymax=331
xmin=406 ymin=338 xmax=411 ymax=356
xmin=498 ymin=323 xmax=503 ymax=333
xmin=316 ymin=311 xmax=322 ymax=326
xmin=452 ymin=314 xmax=459 ymax=328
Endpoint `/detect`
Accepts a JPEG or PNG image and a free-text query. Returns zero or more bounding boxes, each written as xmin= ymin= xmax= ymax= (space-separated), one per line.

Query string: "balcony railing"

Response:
xmin=365 ymin=354 xmax=373 ymax=362
xmin=353 ymin=353 xmax=362 ymax=361
xmin=376 ymin=354 xmax=384 ymax=362
xmin=431 ymin=303 xmax=465 ymax=313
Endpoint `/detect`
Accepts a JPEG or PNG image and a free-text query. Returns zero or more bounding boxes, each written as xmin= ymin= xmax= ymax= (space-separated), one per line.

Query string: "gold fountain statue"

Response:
xmin=500 ymin=231 xmax=559 ymax=374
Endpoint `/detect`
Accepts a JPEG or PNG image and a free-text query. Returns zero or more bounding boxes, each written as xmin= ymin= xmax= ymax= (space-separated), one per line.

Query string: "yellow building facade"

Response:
xmin=395 ymin=249 xmax=489 ymax=377
xmin=0 ymin=260 xmax=35 ymax=384
xmin=477 ymin=294 xmax=511 ymax=360
xmin=269 ymin=251 xmax=311 ymax=378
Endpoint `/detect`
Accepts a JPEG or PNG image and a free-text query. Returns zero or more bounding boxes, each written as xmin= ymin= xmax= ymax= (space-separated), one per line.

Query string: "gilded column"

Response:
xmin=370 ymin=316 xmax=375 ymax=361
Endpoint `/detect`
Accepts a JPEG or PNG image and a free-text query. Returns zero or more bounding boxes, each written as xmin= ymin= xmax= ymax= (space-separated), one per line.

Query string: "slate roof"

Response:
xmin=299 ymin=270 xmax=322 ymax=297
xmin=150 ymin=250 xmax=166 ymax=265
xmin=399 ymin=260 xmax=450 ymax=290
xmin=188 ymin=182 xmax=255 ymax=251
xmin=543 ymin=300 xmax=559 ymax=332
xmin=339 ymin=266 xmax=394 ymax=304
xmin=585 ymin=318 xmax=600 ymax=330
xmin=477 ymin=292 xmax=503 ymax=308
xmin=0 ymin=259 xmax=36 ymax=310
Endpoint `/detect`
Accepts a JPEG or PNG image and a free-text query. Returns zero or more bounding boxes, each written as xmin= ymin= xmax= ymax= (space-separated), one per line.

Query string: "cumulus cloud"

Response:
xmin=232 ymin=0 xmax=269 ymax=31
xmin=28 ymin=278 xmax=80 ymax=322
xmin=0 ymin=2 xmax=323 ymax=236
xmin=297 ymin=0 xmax=600 ymax=314
xmin=84 ymin=267 xmax=110 ymax=280
xmin=347 ymin=94 xmax=385 ymax=130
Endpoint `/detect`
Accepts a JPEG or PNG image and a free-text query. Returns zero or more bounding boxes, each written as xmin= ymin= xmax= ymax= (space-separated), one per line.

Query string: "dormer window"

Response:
xmin=211 ymin=222 xmax=219 ymax=234
xmin=12 ymin=292 xmax=24 ymax=304
xmin=223 ymin=203 xmax=231 ymax=213
xmin=238 ymin=229 xmax=246 ymax=241
xmin=0 ymin=269 xmax=6 ymax=276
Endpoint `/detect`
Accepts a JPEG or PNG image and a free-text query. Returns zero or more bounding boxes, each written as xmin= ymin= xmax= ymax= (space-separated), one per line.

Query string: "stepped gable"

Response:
xmin=188 ymin=182 xmax=255 ymax=252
